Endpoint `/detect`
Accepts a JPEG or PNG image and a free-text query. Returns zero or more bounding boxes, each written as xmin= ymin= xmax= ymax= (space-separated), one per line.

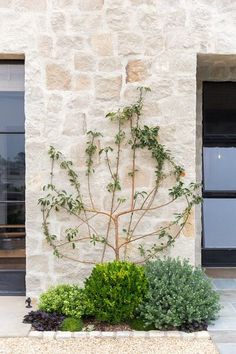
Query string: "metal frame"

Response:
xmin=0 ymin=60 xmax=26 ymax=295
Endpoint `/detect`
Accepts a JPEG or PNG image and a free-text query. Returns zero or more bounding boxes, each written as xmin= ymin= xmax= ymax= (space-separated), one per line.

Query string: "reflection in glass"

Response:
xmin=0 ymin=134 xmax=25 ymax=201
xmin=204 ymin=147 xmax=236 ymax=191
xmin=0 ymin=202 xmax=25 ymax=225
xmin=0 ymin=92 xmax=24 ymax=132
xmin=203 ymin=198 xmax=236 ymax=248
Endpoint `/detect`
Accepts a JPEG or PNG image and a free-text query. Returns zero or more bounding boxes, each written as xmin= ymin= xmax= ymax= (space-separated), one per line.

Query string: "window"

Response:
xmin=202 ymin=82 xmax=236 ymax=266
xmin=0 ymin=62 xmax=25 ymax=225
xmin=0 ymin=61 xmax=25 ymax=294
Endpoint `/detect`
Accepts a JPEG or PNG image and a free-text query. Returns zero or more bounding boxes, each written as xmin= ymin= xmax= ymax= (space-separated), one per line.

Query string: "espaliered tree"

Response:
xmin=39 ymin=88 xmax=201 ymax=264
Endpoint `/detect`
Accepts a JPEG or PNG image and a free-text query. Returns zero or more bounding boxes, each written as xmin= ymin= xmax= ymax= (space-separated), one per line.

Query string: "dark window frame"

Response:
xmin=0 ymin=59 xmax=26 ymax=295
xmin=202 ymin=81 xmax=236 ymax=266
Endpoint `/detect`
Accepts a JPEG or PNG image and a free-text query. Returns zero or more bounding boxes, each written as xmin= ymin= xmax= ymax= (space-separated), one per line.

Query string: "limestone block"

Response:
xmin=0 ymin=0 xmax=12 ymax=7
xmin=62 ymin=112 xmax=87 ymax=136
xmin=105 ymin=0 xmax=128 ymax=6
xmin=38 ymin=36 xmax=53 ymax=57
xmin=144 ymin=34 xmax=165 ymax=56
xmin=166 ymin=31 xmax=197 ymax=50
xmin=15 ymin=0 xmax=46 ymax=11
xmin=25 ymin=275 xmax=42 ymax=294
xmin=169 ymin=235 xmax=195 ymax=265
xmin=118 ymin=32 xmax=143 ymax=55
xmin=130 ymin=0 xmax=155 ymax=4
xmin=74 ymin=53 xmax=95 ymax=71
xmin=137 ymin=8 xmax=161 ymax=32
xmin=52 ymin=0 xmax=73 ymax=7
xmin=164 ymin=10 xmax=186 ymax=30
xmin=70 ymin=14 xmax=103 ymax=33
xmin=75 ymin=74 xmax=92 ymax=91
xmin=25 ymin=116 xmax=43 ymax=137
xmin=126 ymin=60 xmax=148 ymax=83
xmin=90 ymin=33 xmax=113 ymax=57
xmin=177 ymin=79 xmax=196 ymax=94
xmin=25 ymin=86 xmax=45 ymax=117
xmin=51 ymin=12 xmax=65 ymax=32
xmin=158 ymin=124 xmax=177 ymax=144
xmin=65 ymin=93 xmax=93 ymax=110
xmin=56 ymin=36 xmax=84 ymax=51
xmin=27 ymin=255 xmax=49 ymax=273
xmin=182 ymin=210 xmax=195 ymax=237
xmin=98 ymin=57 xmax=122 ymax=72
xmin=95 ymin=76 xmax=122 ymax=100
xmin=46 ymin=64 xmax=72 ymax=90
xmin=121 ymin=165 xmax=153 ymax=189
xmin=42 ymin=113 xmax=63 ymax=139
xmin=26 ymin=236 xmax=42 ymax=255
xmin=141 ymin=100 xmax=160 ymax=117
xmin=77 ymin=0 xmax=103 ymax=11
xmin=148 ymin=80 xmax=173 ymax=100
xmin=47 ymin=94 xmax=63 ymax=113
xmin=215 ymin=32 xmax=236 ymax=52
xmin=106 ymin=7 xmax=131 ymax=31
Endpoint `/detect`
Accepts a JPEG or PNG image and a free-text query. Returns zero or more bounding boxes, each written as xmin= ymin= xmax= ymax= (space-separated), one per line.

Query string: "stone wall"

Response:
xmin=0 ymin=0 xmax=235 ymax=298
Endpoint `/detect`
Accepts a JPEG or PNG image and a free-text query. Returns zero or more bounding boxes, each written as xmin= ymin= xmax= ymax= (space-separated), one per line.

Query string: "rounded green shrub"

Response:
xmin=39 ymin=284 xmax=90 ymax=319
xmin=139 ymin=258 xmax=220 ymax=329
xmin=84 ymin=261 xmax=148 ymax=324
xmin=60 ymin=317 xmax=84 ymax=332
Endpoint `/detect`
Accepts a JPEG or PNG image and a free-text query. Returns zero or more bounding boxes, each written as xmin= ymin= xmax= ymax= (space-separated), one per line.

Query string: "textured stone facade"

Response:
xmin=0 ymin=0 xmax=235 ymax=298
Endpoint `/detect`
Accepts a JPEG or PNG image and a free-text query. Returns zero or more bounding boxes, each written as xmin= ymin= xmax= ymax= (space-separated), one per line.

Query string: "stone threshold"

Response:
xmin=29 ymin=330 xmax=210 ymax=340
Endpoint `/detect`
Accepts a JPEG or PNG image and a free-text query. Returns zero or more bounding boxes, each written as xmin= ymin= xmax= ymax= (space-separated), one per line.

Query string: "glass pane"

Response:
xmin=0 ymin=202 xmax=25 ymax=225
xmin=203 ymin=82 xmax=236 ymax=137
xmin=203 ymin=147 xmax=236 ymax=191
xmin=0 ymin=92 xmax=24 ymax=132
xmin=0 ymin=64 xmax=24 ymax=91
xmin=203 ymin=198 xmax=236 ymax=248
xmin=0 ymin=134 xmax=25 ymax=201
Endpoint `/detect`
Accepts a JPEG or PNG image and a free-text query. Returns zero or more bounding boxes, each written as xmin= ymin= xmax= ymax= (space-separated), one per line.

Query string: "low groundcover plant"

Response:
xmin=59 ymin=317 xmax=84 ymax=332
xmin=38 ymin=284 xmax=91 ymax=319
xmin=23 ymin=310 xmax=65 ymax=331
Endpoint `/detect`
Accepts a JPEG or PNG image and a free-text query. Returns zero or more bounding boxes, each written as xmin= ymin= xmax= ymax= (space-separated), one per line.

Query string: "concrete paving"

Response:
xmin=0 ymin=296 xmax=31 ymax=337
xmin=209 ymin=279 xmax=236 ymax=354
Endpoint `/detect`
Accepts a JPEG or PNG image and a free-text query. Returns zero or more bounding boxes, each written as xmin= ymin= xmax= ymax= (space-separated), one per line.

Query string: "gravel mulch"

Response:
xmin=0 ymin=338 xmax=218 ymax=354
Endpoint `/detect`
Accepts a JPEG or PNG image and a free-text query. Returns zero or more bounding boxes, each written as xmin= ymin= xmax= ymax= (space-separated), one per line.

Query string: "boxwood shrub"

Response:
xmin=139 ymin=258 xmax=220 ymax=329
xmin=39 ymin=284 xmax=90 ymax=319
xmin=84 ymin=261 xmax=148 ymax=324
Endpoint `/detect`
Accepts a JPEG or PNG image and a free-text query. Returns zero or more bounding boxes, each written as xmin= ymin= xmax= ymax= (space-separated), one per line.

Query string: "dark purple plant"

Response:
xmin=23 ymin=310 xmax=65 ymax=331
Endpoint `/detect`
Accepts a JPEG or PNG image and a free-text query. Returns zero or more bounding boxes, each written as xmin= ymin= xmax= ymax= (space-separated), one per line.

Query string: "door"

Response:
xmin=0 ymin=61 xmax=25 ymax=295
xmin=202 ymin=81 xmax=236 ymax=267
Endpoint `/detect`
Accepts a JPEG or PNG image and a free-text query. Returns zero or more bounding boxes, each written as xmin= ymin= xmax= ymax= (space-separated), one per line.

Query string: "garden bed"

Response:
xmin=23 ymin=259 xmax=220 ymax=336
